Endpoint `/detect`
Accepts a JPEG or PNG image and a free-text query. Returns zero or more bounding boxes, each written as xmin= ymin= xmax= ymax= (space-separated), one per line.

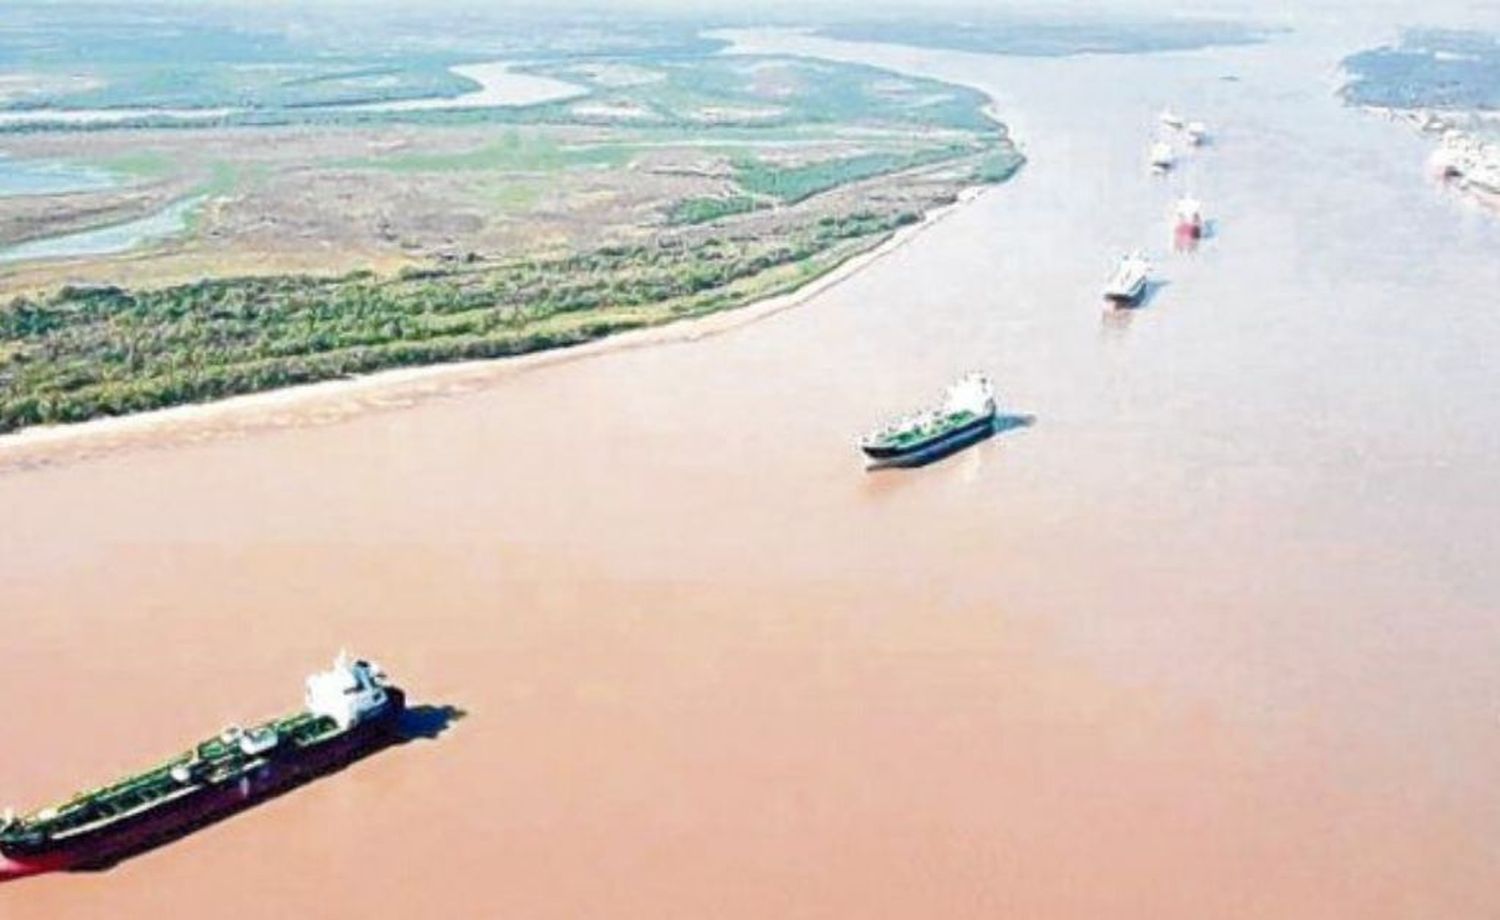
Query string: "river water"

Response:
xmin=4 ymin=24 xmax=1500 ymax=920
xmin=0 ymin=195 xmax=206 ymax=264
xmin=0 ymin=155 xmax=117 ymax=197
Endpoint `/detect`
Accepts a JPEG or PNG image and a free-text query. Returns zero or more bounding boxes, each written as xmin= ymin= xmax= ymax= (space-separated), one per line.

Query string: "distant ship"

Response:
xmin=0 ymin=653 xmax=403 ymax=880
xmin=1431 ymin=138 xmax=1465 ymax=179
xmin=861 ymin=374 xmax=997 ymax=463
xmin=1159 ymin=108 xmax=1185 ymax=130
xmin=1149 ymin=141 xmax=1175 ymax=173
xmin=1174 ymin=196 xmax=1204 ymax=239
xmin=1432 ymin=131 xmax=1500 ymax=197
xmin=1186 ymin=121 xmax=1208 ymax=146
xmin=1103 ymin=253 xmax=1151 ymax=305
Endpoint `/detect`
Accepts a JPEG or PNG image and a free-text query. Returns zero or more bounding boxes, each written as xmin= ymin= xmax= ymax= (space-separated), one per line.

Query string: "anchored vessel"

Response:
xmin=0 ymin=653 xmax=403 ymax=880
xmin=1159 ymin=108 xmax=1185 ymax=130
xmin=1149 ymin=141 xmax=1175 ymax=173
xmin=1432 ymin=131 xmax=1500 ymax=197
xmin=1185 ymin=121 xmax=1208 ymax=146
xmin=1174 ymin=196 xmax=1204 ymax=239
xmin=1104 ymin=253 xmax=1151 ymax=305
xmin=861 ymin=374 xmax=997 ymax=463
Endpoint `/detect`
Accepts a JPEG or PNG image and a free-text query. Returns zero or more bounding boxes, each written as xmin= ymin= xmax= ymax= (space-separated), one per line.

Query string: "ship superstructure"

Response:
xmin=1149 ymin=141 xmax=1175 ymax=173
xmin=1103 ymin=253 xmax=1151 ymax=304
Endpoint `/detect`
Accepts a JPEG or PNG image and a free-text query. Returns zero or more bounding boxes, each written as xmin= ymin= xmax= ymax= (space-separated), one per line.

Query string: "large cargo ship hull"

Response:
xmin=862 ymin=413 xmax=995 ymax=464
xmin=0 ymin=688 xmax=404 ymax=880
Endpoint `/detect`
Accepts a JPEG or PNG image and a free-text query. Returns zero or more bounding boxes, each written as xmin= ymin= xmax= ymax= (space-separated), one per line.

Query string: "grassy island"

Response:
xmin=0 ymin=11 xmax=1023 ymax=434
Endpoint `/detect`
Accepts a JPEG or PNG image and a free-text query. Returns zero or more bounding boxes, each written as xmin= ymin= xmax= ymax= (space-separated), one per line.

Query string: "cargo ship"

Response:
xmin=1174 ymin=196 xmax=1204 ymax=240
xmin=0 ymin=652 xmax=403 ymax=880
xmin=1149 ymin=141 xmax=1175 ymax=173
xmin=1103 ymin=253 xmax=1151 ymax=305
xmin=1432 ymin=131 xmax=1500 ymax=198
xmin=861 ymin=373 xmax=997 ymax=464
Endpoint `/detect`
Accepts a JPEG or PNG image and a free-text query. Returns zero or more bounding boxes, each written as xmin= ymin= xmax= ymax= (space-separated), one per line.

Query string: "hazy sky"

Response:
xmin=16 ymin=0 xmax=1500 ymax=35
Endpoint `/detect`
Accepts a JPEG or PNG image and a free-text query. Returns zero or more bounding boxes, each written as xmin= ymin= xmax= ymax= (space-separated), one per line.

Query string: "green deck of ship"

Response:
xmin=2 ymin=710 xmax=341 ymax=843
xmin=871 ymin=409 xmax=981 ymax=450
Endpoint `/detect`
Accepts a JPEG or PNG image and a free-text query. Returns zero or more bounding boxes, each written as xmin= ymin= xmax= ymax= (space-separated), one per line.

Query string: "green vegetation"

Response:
xmin=0 ymin=5 xmax=723 ymax=116
xmin=0 ymin=13 xmax=1028 ymax=435
xmin=331 ymin=132 xmax=632 ymax=174
xmin=1342 ymin=30 xmax=1500 ymax=110
xmin=734 ymin=145 xmax=974 ymax=204
xmin=196 ymin=162 xmax=241 ymax=197
xmin=0 ymin=211 xmax=915 ymax=433
xmin=667 ymin=195 xmax=765 ymax=225
xmin=521 ymin=55 xmax=999 ymax=135
xmin=98 ymin=151 xmax=176 ymax=181
xmin=477 ymin=179 xmax=545 ymax=212
xmin=973 ymin=148 xmax=1027 ymax=184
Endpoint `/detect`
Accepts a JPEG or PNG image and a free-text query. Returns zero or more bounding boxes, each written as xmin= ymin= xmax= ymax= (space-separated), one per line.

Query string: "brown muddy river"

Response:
xmin=5 ymin=24 xmax=1500 ymax=919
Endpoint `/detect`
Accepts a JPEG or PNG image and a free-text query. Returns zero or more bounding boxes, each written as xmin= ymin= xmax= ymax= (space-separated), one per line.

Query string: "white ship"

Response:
xmin=1431 ymin=133 xmax=1467 ymax=178
xmin=1186 ymin=121 xmax=1208 ymax=145
xmin=1103 ymin=253 xmax=1151 ymax=305
xmin=1149 ymin=141 xmax=1175 ymax=172
xmin=1159 ymin=108 xmax=1185 ymax=130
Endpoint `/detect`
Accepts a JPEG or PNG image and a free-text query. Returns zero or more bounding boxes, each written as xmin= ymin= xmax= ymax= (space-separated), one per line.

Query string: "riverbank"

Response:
xmin=0 ymin=182 xmax=993 ymax=471
xmin=1357 ymin=104 xmax=1500 ymax=213
xmin=1341 ymin=29 xmax=1500 ymax=214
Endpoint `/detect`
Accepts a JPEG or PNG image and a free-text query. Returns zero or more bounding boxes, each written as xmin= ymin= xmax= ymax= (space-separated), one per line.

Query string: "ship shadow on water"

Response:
xmin=1103 ymin=279 xmax=1170 ymax=321
xmin=865 ymin=413 xmax=1034 ymax=471
xmin=398 ymin=703 xmax=466 ymax=740
xmin=66 ymin=701 xmax=464 ymax=875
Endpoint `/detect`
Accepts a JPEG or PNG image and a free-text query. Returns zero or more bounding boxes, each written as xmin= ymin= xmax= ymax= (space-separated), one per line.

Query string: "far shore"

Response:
xmin=0 ymin=182 xmax=993 ymax=472
xmin=0 ymin=60 xmax=582 ymax=130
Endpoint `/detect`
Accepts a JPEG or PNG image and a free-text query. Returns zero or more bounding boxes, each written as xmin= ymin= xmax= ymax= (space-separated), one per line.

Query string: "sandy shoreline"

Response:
xmin=0 ymin=182 xmax=994 ymax=472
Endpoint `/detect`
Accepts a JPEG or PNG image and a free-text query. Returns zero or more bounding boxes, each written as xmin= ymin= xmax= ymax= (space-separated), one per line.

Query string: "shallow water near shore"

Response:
xmin=0 ymin=194 xmax=205 ymax=264
xmin=0 ymin=155 xmax=117 ymax=197
xmin=5 ymin=24 xmax=1500 ymax=920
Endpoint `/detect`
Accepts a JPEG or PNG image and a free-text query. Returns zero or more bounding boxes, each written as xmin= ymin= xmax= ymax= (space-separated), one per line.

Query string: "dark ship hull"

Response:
xmin=861 ymin=413 xmax=995 ymax=462
xmin=0 ymin=688 xmax=404 ymax=880
xmin=1103 ymin=279 xmax=1148 ymax=305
